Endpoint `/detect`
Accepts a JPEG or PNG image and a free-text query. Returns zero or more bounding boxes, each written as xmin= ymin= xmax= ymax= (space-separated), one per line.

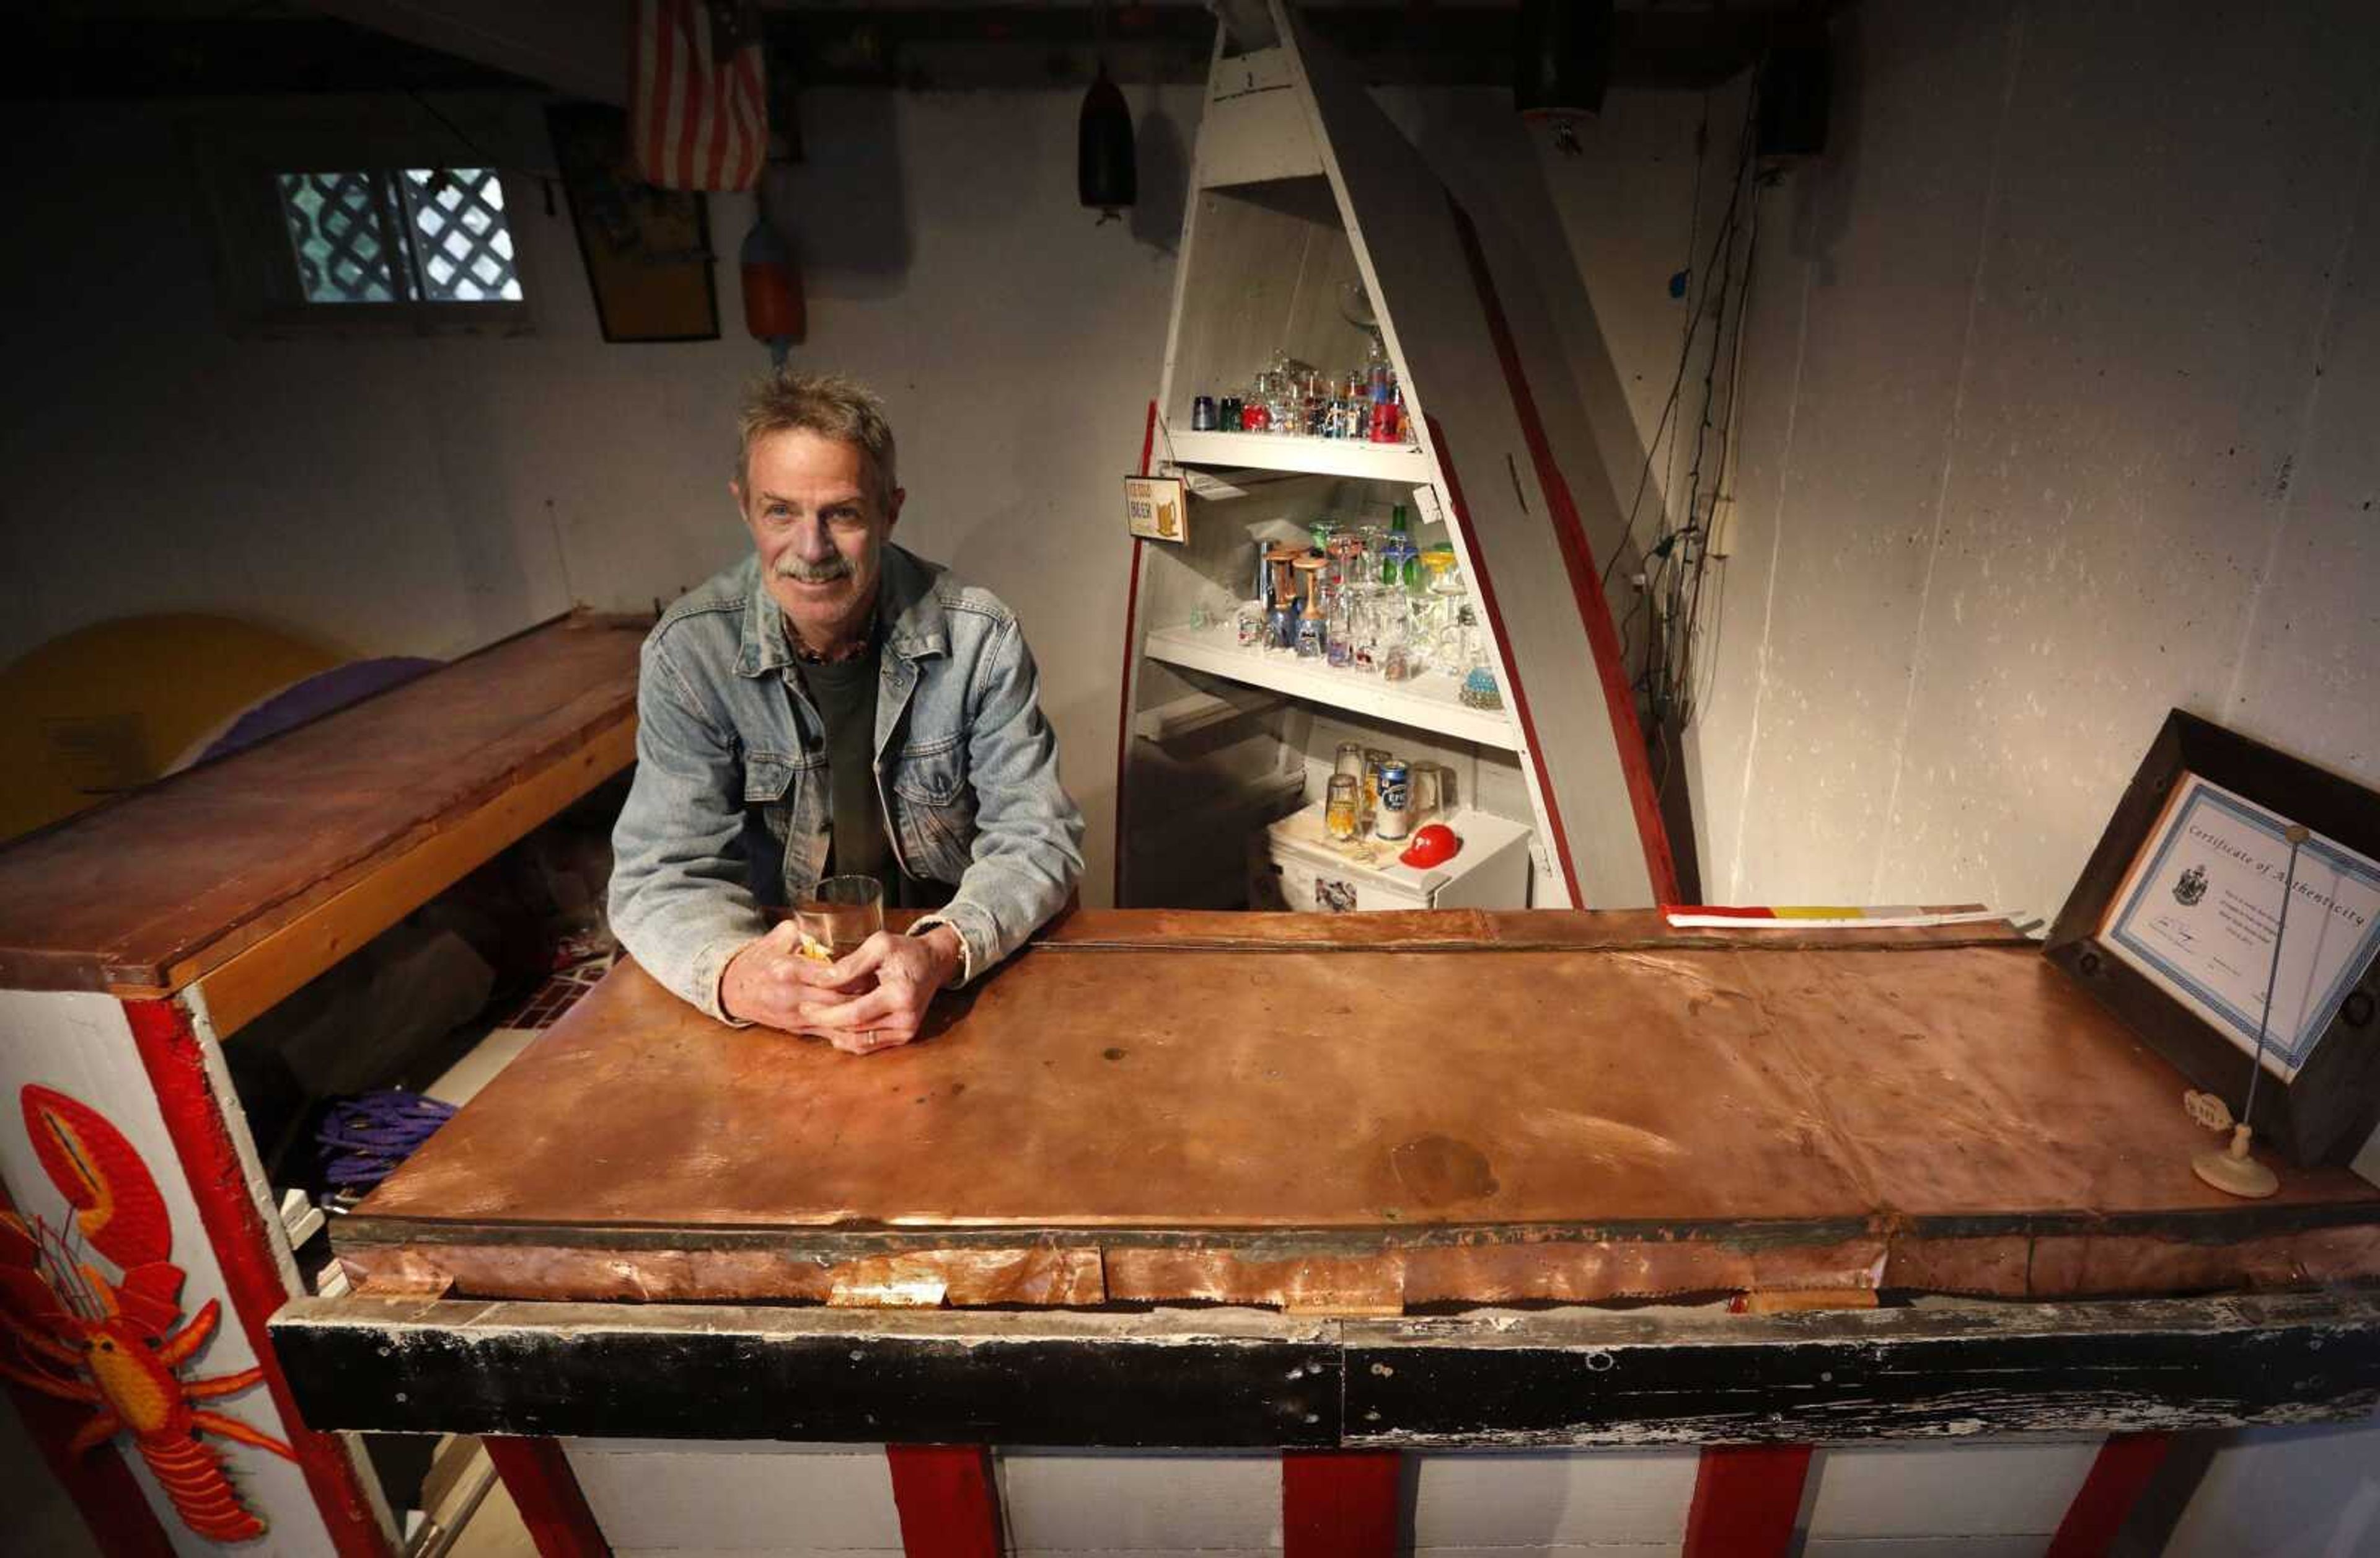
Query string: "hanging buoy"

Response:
xmin=740 ymin=213 xmax=805 ymax=365
xmin=1515 ymin=0 xmax=1616 ymax=154
xmin=1078 ymin=65 xmax=1136 ymax=223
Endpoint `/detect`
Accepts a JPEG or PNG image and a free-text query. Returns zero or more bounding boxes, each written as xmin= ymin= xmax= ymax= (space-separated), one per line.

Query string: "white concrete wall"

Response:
xmin=1675 ymin=0 xmax=2380 ymax=1540
xmin=1691 ymin=0 xmax=2380 ymax=920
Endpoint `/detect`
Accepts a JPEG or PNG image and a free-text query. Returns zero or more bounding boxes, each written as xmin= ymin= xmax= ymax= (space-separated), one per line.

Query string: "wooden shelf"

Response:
xmin=1165 ymin=427 xmax=1430 ymax=484
xmin=0 ymin=611 xmax=644 ymax=1032
xmin=1142 ymin=621 xmax=1519 ymax=750
xmin=1133 ymin=688 xmax=1281 ymax=743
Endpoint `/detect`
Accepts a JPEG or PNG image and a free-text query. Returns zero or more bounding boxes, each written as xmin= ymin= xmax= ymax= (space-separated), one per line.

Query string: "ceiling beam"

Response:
xmin=308 ymin=0 xmax=630 ymax=105
xmin=5 ymin=4 xmax=1805 ymax=102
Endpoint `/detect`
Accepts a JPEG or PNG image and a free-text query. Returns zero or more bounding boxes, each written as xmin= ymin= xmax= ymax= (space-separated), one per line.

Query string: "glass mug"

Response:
xmin=796 ymin=875 xmax=885 ymax=959
xmin=1409 ymin=762 xmax=1441 ymax=821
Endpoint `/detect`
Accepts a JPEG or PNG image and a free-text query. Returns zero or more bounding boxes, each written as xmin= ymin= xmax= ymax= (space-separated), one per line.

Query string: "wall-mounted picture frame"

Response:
xmin=2045 ymin=710 xmax=2380 ymax=1166
xmin=545 ymin=102 xmax=720 ymax=344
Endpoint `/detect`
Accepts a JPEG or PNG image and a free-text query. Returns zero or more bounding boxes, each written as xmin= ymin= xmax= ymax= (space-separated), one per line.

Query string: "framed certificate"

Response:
xmin=2047 ymin=712 xmax=2380 ymax=1165
xmin=2103 ymin=774 xmax=2380 ymax=1080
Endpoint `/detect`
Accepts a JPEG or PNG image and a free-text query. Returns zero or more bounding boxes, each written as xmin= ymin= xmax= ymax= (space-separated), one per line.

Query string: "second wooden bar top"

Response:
xmin=339 ymin=910 xmax=2380 ymax=1311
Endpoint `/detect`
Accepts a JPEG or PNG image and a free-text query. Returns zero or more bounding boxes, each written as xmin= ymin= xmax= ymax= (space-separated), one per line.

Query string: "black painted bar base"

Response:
xmin=270 ymin=1288 xmax=2380 ymax=1448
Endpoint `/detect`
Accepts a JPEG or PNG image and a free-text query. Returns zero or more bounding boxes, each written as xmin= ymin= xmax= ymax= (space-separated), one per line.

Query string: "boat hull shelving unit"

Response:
xmin=1116 ymin=0 xmax=1679 ymax=914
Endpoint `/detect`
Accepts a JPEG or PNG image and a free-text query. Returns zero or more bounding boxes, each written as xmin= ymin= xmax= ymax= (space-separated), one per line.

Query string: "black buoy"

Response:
xmin=1079 ymin=65 xmax=1137 ymax=222
xmin=1515 ymin=0 xmax=1617 ymax=126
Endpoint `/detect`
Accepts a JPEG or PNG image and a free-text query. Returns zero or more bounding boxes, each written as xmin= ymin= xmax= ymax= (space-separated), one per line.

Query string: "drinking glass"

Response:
xmin=1380 ymin=613 xmax=1414 ymax=683
xmin=1325 ymin=776 xmax=1361 ymax=841
xmin=1349 ymin=589 xmax=1381 ymax=675
xmin=796 ymin=875 xmax=885 ymax=958
xmin=1410 ymin=762 xmax=1441 ymax=821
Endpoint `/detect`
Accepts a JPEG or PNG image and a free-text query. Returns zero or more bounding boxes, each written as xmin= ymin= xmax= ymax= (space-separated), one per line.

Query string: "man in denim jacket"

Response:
xmin=609 ymin=371 xmax=1085 ymax=1052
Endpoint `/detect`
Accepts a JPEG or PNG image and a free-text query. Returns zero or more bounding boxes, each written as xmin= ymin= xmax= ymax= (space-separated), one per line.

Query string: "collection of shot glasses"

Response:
xmin=1189 ymin=343 xmax=1413 ymax=447
xmin=1205 ymin=508 xmax=1502 ymax=712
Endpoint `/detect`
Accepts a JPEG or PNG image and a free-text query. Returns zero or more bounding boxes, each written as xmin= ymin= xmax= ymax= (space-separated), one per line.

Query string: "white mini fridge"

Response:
xmin=1250 ymin=803 xmax=1535 ymax=913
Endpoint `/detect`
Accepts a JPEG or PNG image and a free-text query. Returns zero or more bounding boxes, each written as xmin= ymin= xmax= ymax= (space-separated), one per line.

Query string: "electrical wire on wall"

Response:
xmin=1603 ymin=69 xmax=1771 ymax=791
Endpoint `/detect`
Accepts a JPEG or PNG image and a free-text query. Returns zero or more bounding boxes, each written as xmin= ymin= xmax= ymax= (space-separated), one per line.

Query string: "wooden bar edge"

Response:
xmin=182 ymin=714 xmax=635 ymax=1037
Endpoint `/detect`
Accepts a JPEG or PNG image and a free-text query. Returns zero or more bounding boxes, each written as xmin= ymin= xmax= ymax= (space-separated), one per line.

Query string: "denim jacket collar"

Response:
xmin=733 ymin=543 xmax=948 ymax=679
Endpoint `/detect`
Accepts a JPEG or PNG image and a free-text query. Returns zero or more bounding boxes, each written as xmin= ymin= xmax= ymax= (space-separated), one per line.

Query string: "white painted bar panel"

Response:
xmin=1800 ymin=1539 xmax=2048 ymax=1558
xmin=998 ymin=1450 xmax=1280 ymax=1551
xmin=2164 ymin=1420 xmax=2380 ymax=1558
xmin=1806 ymin=1441 xmax=2097 ymax=1539
xmin=1409 ymin=1449 xmax=1698 ymax=1547
xmin=562 ymin=1441 xmax=901 ymax=1552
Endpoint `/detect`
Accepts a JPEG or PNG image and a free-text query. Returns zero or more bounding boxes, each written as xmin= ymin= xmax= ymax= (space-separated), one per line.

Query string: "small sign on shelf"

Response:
xmin=1124 ymin=474 xmax=1188 ymax=544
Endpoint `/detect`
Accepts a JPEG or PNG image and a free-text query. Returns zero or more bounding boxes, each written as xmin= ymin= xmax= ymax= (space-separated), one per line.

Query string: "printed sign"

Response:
xmin=2102 ymin=772 xmax=2380 ymax=1079
xmin=1124 ymin=475 xmax=1188 ymax=544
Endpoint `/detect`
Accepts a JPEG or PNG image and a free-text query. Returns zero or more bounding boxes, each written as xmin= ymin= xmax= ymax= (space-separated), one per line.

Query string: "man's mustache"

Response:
xmin=775 ymin=554 xmax=855 ymax=584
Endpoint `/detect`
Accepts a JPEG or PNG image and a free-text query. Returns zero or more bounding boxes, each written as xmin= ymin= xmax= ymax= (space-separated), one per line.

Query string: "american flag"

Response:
xmin=632 ymin=0 xmax=768 ymax=192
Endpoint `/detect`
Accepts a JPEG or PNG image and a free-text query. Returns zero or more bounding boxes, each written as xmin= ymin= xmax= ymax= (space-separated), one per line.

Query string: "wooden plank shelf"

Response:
xmin=1133 ymin=688 xmax=1283 ymax=743
xmin=1142 ymin=621 xmax=1520 ymax=750
xmin=1165 ymin=426 xmax=1431 ymax=484
xmin=0 ymin=611 xmax=644 ymax=1030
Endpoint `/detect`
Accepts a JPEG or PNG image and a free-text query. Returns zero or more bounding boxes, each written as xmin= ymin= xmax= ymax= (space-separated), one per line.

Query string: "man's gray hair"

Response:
xmin=736 ymin=370 xmax=898 ymax=505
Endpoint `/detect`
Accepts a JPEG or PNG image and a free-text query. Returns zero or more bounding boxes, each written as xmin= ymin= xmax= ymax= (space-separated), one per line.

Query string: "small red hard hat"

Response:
xmin=1399 ymin=822 xmax=1461 ymax=868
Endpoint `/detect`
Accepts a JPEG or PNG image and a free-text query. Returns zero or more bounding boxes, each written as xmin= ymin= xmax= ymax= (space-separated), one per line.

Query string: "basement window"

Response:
xmin=275 ymin=167 xmax=524 ymax=307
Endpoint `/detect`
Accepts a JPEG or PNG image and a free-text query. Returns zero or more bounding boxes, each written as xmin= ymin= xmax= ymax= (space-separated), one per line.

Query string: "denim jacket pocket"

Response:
xmin=891 ymin=737 xmax=976 ymax=880
xmin=743 ymin=752 xmax=797 ymax=805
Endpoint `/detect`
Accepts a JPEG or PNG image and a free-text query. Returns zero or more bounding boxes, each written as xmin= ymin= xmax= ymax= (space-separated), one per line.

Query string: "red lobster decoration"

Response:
xmin=0 ymin=1084 xmax=294 ymax=1543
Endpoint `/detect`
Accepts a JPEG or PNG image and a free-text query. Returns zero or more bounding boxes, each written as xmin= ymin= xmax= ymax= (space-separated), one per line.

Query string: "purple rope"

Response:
xmin=316 ymin=1091 xmax=456 ymax=1190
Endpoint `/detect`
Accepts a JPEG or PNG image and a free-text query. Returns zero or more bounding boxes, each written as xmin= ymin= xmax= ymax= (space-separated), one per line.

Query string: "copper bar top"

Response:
xmin=340 ymin=910 xmax=2380 ymax=1309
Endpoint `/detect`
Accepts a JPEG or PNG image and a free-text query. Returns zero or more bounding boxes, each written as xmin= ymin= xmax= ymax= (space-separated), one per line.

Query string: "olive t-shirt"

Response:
xmin=795 ymin=643 xmax=951 ymax=911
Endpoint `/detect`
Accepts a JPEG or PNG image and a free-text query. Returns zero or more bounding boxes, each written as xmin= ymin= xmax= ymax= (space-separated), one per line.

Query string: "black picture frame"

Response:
xmin=2045 ymin=710 xmax=2380 ymax=1166
xmin=545 ymin=103 xmax=721 ymax=345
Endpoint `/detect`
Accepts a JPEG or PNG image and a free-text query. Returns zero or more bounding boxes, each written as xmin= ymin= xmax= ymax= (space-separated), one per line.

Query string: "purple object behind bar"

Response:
xmin=198 ymin=658 xmax=443 ymax=765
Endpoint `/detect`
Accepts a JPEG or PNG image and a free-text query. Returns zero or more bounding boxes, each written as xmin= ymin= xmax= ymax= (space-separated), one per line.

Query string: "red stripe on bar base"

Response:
xmin=2045 ymin=1433 xmax=2172 ymax=1558
xmin=1283 ymin=1450 xmax=1401 ymax=1558
xmin=485 ymin=1436 xmax=613 ymax=1558
xmin=887 ymin=1443 xmax=1005 ymax=1558
xmin=1683 ymin=1443 xmax=1814 ymax=1558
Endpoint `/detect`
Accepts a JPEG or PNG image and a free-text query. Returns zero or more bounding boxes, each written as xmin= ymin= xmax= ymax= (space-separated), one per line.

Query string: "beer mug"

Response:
xmin=1409 ymin=762 xmax=1441 ymax=821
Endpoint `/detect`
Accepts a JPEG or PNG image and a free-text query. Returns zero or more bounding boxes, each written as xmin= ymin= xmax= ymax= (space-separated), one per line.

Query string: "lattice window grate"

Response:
xmin=278 ymin=172 xmax=399 ymax=304
xmin=402 ymin=169 xmax=522 ymax=303
xmin=276 ymin=167 xmax=522 ymax=308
